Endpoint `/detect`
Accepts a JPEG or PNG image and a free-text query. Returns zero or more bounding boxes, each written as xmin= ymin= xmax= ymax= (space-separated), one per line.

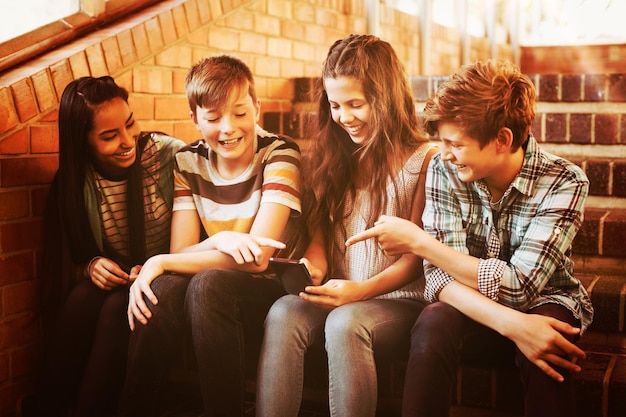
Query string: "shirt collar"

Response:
xmin=511 ymin=134 xmax=544 ymax=198
xmin=473 ymin=134 xmax=541 ymax=203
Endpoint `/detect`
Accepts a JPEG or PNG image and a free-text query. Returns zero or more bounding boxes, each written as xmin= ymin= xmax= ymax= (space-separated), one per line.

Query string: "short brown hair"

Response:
xmin=423 ymin=59 xmax=536 ymax=150
xmin=185 ymin=54 xmax=257 ymax=115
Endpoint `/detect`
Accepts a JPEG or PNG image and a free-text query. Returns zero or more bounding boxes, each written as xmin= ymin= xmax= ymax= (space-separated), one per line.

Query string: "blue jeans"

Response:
xmin=256 ymin=295 xmax=424 ymax=417
xmin=401 ymin=302 xmax=580 ymax=417
xmin=119 ymin=269 xmax=285 ymax=417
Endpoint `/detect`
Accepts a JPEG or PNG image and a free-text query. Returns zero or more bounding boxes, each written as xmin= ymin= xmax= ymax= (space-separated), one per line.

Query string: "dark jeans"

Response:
xmin=118 ymin=269 xmax=285 ymax=417
xmin=25 ymin=280 xmax=129 ymax=417
xmin=402 ymin=302 xmax=580 ymax=417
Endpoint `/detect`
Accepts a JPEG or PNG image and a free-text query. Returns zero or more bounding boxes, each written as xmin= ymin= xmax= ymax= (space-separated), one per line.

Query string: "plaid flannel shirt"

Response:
xmin=423 ymin=135 xmax=594 ymax=332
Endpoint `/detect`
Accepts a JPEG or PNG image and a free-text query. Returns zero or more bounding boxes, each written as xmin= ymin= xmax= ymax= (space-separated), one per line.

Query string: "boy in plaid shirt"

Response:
xmin=348 ymin=59 xmax=592 ymax=417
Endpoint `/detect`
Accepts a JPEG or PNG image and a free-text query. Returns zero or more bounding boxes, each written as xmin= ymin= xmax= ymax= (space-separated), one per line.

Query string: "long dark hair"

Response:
xmin=55 ymin=75 xmax=147 ymax=268
xmin=40 ymin=76 xmax=148 ymax=328
xmin=302 ymin=34 xmax=429 ymax=275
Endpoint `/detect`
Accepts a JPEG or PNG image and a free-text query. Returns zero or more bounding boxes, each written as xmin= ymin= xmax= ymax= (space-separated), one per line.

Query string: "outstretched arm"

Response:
xmin=346 ymin=216 xmax=585 ymax=382
xmin=347 ymin=215 xmax=479 ymax=289
xmin=128 ymin=202 xmax=291 ymax=330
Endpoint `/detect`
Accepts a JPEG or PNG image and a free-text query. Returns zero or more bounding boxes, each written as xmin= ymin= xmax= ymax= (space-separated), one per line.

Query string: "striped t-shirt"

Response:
xmin=94 ymin=136 xmax=173 ymax=264
xmin=173 ymin=126 xmax=301 ymax=236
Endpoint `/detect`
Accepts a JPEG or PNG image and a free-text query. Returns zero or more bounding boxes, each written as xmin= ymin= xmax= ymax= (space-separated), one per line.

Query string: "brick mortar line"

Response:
xmin=415 ymin=101 xmax=626 ymax=111
xmin=608 ymin=161 xmax=614 ymax=196
xmin=598 ymin=211 xmax=609 ymax=256
xmin=601 ymin=354 xmax=617 ymax=417
xmin=537 ymin=103 xmax=626 ymax=112
xmin=585 ymin=274 xmax=601 ymax=299
xmin=617 ymin=284 xmax=626 ymax=332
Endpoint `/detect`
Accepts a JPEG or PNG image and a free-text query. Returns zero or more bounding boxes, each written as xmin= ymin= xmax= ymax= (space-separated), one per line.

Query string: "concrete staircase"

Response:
xmin=258 ymin=74 xmax=626 ymax=417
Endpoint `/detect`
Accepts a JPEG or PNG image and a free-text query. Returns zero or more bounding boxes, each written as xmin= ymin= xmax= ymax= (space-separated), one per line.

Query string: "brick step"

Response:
xmin=574 ymin=209 xmax=626 ymax=272
xmin=426 ymin=349 xmax=626 ymax=417
xmin=262 ymin=106 xmax=626 ymax=202
xmin=409 ymin=73 xmax=626 ymax=103
xmin=579 ymin=273 xmax=626 ymax=341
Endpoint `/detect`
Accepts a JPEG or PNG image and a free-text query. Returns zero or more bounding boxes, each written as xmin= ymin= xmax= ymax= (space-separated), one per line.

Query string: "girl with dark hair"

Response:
xmin=256 ymin=34 xmax=438 ymax=417
xmin=24 ymin=76 xmax=184 ymax=417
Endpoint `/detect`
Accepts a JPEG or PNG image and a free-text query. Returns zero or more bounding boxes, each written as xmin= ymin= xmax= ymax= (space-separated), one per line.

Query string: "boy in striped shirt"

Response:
xmin=120 ymin=55 xmax=301 ymax=417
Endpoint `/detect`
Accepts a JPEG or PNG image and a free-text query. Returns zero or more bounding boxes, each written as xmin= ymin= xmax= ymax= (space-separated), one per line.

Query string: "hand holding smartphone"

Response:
xmin=269 ymin=257 xmax=312 ymax=295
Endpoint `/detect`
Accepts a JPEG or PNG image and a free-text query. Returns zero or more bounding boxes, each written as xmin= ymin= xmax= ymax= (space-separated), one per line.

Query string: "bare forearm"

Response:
xmin=438 ymin=280 xmax=514 ymax=335
xmin=177 ymin=237 xmax=217 ymax=253
xmin=359 ymin=254 xmax=422 ymax=299
xmin=159 ymin=250 xmax=268 ymax=275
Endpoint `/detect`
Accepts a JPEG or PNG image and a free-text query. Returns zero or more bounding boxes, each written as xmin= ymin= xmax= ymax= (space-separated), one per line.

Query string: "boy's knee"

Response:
xmin=187 ymin=269 xmax=240 ymax=295
xmin=411 ymin=302 xmax=464 ymax=347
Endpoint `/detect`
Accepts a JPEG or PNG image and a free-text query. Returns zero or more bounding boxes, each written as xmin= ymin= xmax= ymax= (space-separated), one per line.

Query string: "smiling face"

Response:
xmin=324 ymin=76 xmax=372 ymax=145
xmin=438 ymin=121 xmax=527 ymax=201
xmin=191 ymin=83 xmax=260 ymax=178
xmin=87 ymin=97 xmax=140 ymax=178
xmin=437 ymin=121 xmax=500 ymax=184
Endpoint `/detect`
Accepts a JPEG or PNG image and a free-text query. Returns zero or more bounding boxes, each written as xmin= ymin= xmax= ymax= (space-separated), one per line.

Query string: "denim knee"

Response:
xmin=185 ymin=269 xmax=243 ymax=307
xmin=266 ymin=295 xmax=326 ymax=342
xmin=410 ymin=302 xmax=465 ymax=353
xmin=265 ymin=295 xmax=297 ymax=328
xmin=145 ymin=274 xmax=188 ymax=324
xmin=265 ymin=294 xmax=328 ymax=350
xmin=186 ymin=268 xmax=225 ymax=291
xmin=325 ymin=304 xmax=365 ymax=347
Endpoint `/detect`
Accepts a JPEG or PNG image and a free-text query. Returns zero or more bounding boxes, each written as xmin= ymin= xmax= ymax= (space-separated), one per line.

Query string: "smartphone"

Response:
xmin=269 ymin=257 xmax=312 ymax=295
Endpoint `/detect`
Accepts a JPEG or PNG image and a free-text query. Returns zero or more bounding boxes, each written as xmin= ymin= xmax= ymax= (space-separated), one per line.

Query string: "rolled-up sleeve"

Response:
xmin=477 ymin=258 xmax=505 ymax=300
xmin=422 ymin=156 xmax=470 ymax=302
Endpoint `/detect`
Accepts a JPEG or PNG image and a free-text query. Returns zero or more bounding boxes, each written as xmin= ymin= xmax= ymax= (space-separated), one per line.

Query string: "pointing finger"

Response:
xmin=254 ymin=237 xmax=286 ymax=249
xmin=346 ymin=227 xmax=380 ymax=247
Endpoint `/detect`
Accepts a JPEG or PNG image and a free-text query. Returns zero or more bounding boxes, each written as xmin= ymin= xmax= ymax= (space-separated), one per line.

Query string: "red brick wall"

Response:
xmin=0 ymin=0 xmax=510 ymax=415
